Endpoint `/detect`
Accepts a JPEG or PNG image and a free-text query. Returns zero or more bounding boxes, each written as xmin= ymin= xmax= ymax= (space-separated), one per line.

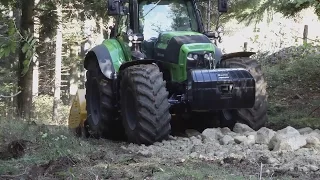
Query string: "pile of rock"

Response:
xmin=123 ymin=123 xmax=320 ymax=174
xmin=201 ymin=123 xmax=320 ymax=151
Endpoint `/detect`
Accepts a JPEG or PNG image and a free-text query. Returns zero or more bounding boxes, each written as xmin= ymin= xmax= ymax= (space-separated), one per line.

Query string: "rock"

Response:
xmin=234 ymin=136 xmax=247 ymax=144
xmin=269 ymin=126 xmax=306 ymax=151
xmin=199 ymin=154 xmax=205 ymax=159
xmin=189 ymin=152 xmax=198 ymax=158
xmin=220 ymin=135 xmax=234 ymax=145
xmin=273 ymin=137 xmax=306 ymax=151
xmin=313 ymin=129 xmax=320 ymax=134
xmin=185 ymin=129 xmax=201 ymax=137
xmin=244 ymin=131 xmax=257 ymax=137
xmin=221 ymin=127 xmax=232 ymax=135
xmin=308 ymin=165 xmax=319 ymax=172
xmin=202 ymin=128 xmax=223 ymax=142
xmin=233 ymin=123 xmax=254 ymax=134
xmin=120 ymin=145 xmax=127 ymax=150
xmin=256 ymin=127 xmax=276 ymax=144
xmin=267 ymin=157 xmax=279 ymax=164
xmin=138 ymin=149 xmax=153 ymax=157
xmin=298 ymin=127 xmax=313 ymax=135
xmin=259 ymin=155 xmax=279 ymax=164
xmin=300 ymin=166 xmax=309 ymax=172
xmin=308 ymin=131 xmax=320 ymax=140
xmin=168 ymin=135 xmax=177 ymax=140
xmin=154 ymin=142 xmax=164 ymax=146
xmin=190 ymin=136 xmax=202 ymax=145
xmin=305 ymin=136 xmax=320 ymax=147
xmin=214 ymin=151 xmax=225 ymax=157
xmin=243 ymin=135 xmax=255 ymax=145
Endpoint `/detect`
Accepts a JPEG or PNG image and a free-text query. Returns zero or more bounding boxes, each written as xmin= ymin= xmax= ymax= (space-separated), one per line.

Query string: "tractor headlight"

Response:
xmin=204 ymin=52 xmax=214 ymax=61
xmin=187 ymin=53 xmax=199 ymax=61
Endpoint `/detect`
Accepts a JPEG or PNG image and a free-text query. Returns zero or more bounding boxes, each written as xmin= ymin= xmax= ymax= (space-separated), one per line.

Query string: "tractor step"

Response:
xmin=187 ymin=68 xmax=255 ymax=111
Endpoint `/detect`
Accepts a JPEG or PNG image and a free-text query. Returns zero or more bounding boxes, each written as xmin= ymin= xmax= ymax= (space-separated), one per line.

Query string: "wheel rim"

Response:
xmin=222 ymin=110 xmax=232 ymax=121
xmin=124 ymin=88 xmax=138 ymax=130
xmin=88 ymin=79 xmax=101 ymax=125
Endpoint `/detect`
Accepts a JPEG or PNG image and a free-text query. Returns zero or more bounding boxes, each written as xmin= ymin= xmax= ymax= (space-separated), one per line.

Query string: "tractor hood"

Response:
xmin=154 ymin=31 xmax=215 ymax=64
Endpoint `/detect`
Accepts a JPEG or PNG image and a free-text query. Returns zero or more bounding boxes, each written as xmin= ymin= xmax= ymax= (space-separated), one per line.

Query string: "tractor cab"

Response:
xmin=108 ymin=0 xmax=227 ymax=60
xmin=139 ymin=0 xmax=201 ymax=59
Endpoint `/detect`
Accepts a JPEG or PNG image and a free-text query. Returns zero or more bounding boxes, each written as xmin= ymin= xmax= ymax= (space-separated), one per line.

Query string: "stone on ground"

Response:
xmin=305 ymin=136 xmax=320 ymax=148
xmin=233 ymin=123 xmax=254 ymax=134
xmin=220 ymin=135 xmax=234 ymax=145
xmin=202 ymin=128 xmax=223 ymax=142
xmin=269 ymin=126 xmax=307 ymax=151
xmin=243 ymin=134 xmax=256 ymax=145
xmin=298 ymin=127 xmax=313 ymax=135
xmin=256 ymin=127 xmax=276 ymax=144
xmin=234 ymin=136 xmax=247 ymax=144
xmin=221 ymin=127 xmax=232 ymax=134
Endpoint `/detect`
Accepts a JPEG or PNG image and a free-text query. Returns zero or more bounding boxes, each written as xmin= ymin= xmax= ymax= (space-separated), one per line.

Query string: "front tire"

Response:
xmin=219 ymin=57 xmax=268 ymax=130
xmin=120 ymin=64 xmax=171 ymax=145
xmin=85 ymin=60 xmax=124 ymax=139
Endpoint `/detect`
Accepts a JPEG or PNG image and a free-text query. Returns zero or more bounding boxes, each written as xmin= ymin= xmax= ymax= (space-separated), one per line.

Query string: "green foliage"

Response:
xmin=20 ymin=31 xmax=37 ymax=76
xmin=0 ymin=16 xmax=18 ymax=59
xmin=263 ymin=45 xmax=320 ymax=88
xmin=197 ymin=0 xmax=320 ymax=28
xmin=226 ymin=0 xmax=320 ymax=25
xmin=37 ymin=1 xmax=58 ymax=39
xmin=0 ymin=13 xmax=37 ymax=76
xmin=262 ymin=45 xmax=320 ymax=130
xmin=33 ymin=95 xmax=69 ymax=125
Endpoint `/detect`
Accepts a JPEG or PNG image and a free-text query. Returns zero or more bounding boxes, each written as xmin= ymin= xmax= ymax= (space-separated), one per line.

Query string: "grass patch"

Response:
xmin=152 ymin=159 xmax=295 ymax=180
xmin=267 ymin=103 xmax=320 ymax=130
xmin=262 ymin=44 xmax=320 ymax=130
xmin=154 ymin=162 xmax=247 ymax=180
xmin=0 ymin=119 xmax=92 ymax=175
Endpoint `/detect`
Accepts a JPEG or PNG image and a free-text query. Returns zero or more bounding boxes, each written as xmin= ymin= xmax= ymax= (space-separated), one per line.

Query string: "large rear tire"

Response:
xmin=85 ymin=60 xmax=124 ymax=139
xmin=120 ymin=64 xmax=171 ymax=145
xmin=219 ymin=57 xmax=268 ymax=130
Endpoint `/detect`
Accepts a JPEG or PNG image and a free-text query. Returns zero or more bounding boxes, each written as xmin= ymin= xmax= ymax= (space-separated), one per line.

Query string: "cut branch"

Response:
xmin=0 ymin=91 xmax=21 ymax=98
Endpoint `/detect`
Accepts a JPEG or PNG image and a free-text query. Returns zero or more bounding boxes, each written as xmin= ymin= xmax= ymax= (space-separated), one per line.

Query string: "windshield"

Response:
xmin=139 ymin=0 xmax=199 ymax=40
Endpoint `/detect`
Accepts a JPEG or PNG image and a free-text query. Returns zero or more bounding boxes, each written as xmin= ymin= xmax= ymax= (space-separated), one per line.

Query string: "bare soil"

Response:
xmin=1 ymin=123 xmax=320 ymax=180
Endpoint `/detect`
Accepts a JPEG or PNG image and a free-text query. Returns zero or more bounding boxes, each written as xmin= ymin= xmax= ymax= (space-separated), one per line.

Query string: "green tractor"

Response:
xmin=68 ymin=0 xmax=268 ymax=145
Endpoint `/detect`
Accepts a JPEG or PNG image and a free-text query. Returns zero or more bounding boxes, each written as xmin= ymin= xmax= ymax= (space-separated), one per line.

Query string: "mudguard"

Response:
xmin=119 ymin=60 xmax=156 ymax=71
xmin=214 ymin=48 xmax=256 ymax=65
xmin=84 ymin=39 xmax=127 ymax=79
xmin=221 ymin=51 xmax=256 ymax=60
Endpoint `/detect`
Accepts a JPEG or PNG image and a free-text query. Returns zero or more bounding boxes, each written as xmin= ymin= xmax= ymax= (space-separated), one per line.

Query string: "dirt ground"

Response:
xmin=1 ymin=121 xmax=320 ymax=180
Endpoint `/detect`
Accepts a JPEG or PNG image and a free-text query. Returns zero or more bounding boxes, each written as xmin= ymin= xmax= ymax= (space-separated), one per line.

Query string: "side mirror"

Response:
xmin=107 ymin=0 xmax=125 ymax=15
xmin=218 ymin=0 xmax=228 ymax=13
xmin=204 ymin=31 xmax=218 ymax=39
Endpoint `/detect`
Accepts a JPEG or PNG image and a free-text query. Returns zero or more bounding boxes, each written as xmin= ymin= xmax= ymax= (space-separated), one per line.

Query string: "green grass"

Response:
xmin=267 ymin=103 xmax=320 ymax=130
xmin=153 ymin=160 xmax=249 ymax=180
xmin=262 ymin=44 xmax=320 ymax=130
xmin=0 ymin=119 xmax=92 ymax=175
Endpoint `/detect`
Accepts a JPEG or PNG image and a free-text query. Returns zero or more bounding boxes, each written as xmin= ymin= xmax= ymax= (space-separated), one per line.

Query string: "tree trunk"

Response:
xmin=32 ymin=0 xmax=40 ymax=99
xmin=32 ymin=11 xmax=40 ymax=120
xmin=52 ymin=3 xmax=63 ymax=123
xmin=17 ymin=0 xmax=34 ymax=120
xmin=68 ymin=43 xmax=79 ymax=106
